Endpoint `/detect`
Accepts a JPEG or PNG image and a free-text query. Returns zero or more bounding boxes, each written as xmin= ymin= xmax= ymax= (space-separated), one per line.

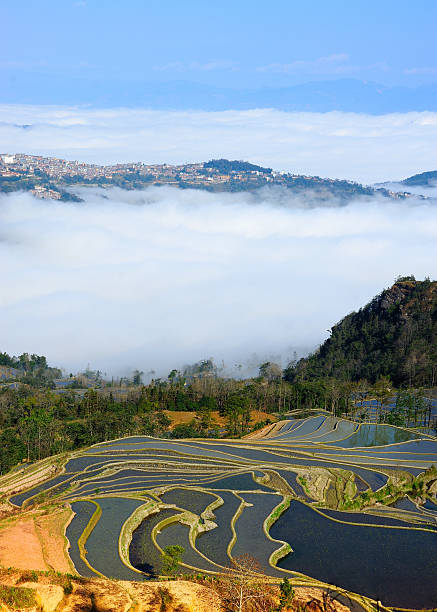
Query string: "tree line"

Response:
xmin=1 ymin=362 xmax=434 ymax=475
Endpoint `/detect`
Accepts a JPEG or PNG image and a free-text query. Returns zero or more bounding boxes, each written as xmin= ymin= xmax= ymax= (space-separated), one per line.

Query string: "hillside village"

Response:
xmin=0 ymin=153 xmax=417 ymax=201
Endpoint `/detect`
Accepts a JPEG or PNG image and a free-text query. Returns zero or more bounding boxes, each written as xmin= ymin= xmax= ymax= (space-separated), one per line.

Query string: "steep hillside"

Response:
xmin=285 ymin=278 xmax=437 ymax=386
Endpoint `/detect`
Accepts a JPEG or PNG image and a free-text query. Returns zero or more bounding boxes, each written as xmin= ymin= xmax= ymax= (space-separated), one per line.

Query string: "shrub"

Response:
xmin=17 ymin=569 xmax=39 ymax=584
xmin=63 ymin=579 xmax=73 ymax=595
xmin=161 ymin=545 xmax=185 ymax=576
xmin=150 ymin=586 xmax=174 ymax=612
xmin=0 ymin=584 xmax=36 ymax=608
xmin=276 ymin=577 xmax=295 ymax=611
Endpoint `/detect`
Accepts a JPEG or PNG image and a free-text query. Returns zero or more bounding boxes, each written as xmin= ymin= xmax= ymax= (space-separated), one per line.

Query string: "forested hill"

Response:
xmin=402 ymin=170 xmax=437 ymax=186
xmin=285 ymin=277 xmax=437 ymax=387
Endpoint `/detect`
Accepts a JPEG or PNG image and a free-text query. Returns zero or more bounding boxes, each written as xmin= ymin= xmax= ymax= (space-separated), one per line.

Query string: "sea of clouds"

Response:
xmin=1 ymin=104 xmax=436 ymax=376
xmin=1 ymin=105 xmax=437 ymax=183
xmin=1 ymin=184 xmax=436 ymax=377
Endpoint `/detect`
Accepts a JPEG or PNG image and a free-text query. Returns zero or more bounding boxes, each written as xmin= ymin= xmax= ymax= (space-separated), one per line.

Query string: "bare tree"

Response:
xmin=222 ymin=554 xmax=274 ymax=612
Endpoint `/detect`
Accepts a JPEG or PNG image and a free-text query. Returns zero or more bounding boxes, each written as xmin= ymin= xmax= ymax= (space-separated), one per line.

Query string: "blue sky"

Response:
xmin=2 ymin=0 xmax=437 ymax=98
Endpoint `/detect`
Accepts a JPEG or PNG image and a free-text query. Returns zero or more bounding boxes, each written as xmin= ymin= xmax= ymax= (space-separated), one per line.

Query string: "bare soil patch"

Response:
xmin=0 ymin=507 xmax=72 ymax=574
xmin=0 ymin=519 xmax=48 ymax=571
xmin=165 ymin=409 xmax=272 ymax=431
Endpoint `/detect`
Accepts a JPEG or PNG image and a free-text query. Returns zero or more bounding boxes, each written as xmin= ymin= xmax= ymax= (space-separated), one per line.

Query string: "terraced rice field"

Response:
xmin=6 ymin=414 xmax=437 ymax=609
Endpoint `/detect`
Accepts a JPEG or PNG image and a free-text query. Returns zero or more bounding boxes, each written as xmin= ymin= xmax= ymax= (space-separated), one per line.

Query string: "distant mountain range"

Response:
xmin=0 ymin=154 xmax=431 ymax=204
xmin=2 ymin=74 xmax=437 ymax=114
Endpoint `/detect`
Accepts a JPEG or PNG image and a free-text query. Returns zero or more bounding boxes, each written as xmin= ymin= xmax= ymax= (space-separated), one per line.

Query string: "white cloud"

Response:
xmin=1 ymin=105 xmax=437 ymax=183
xmin=0 ymin=187 xmax=436 ymax=376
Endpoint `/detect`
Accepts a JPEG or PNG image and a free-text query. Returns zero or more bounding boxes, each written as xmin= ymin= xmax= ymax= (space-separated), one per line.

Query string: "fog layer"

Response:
xmin=0 ymin=187 xmax=436 ymax=375
xmin=1 ymin=105 xmax=437 ymax=182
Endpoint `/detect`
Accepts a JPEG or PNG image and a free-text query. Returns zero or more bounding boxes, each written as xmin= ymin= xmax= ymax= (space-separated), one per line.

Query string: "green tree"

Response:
xmin=132 ymin=370 xmax=144 ymax=385
xmin=161 ymin=545 xmax=184 ymax=576
xmin=0 ymin=429 xmax=26 ymax=474
xmin=258 ymin=362 xmax=282 ymax=382
xmin=276 ymin=577 xmax=295 ymax=611
xmin=18 ymin=399 xmax=54 ymax=461
xmin=168 ymin=369 xmax=179 ymax=383
xmin=373 ymin=375 xmax=392 ymax=423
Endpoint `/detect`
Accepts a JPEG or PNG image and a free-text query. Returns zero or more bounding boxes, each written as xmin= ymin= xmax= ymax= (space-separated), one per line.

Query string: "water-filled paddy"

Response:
xmin=423 ymin=499 xmax=437 ymax=511
xmin=312 ymin=421 xmax=359 ymax=443
xmin=391 ymin=497 xmax=421 ymax=512
xmin=10 ymin=473 xmax=74 ymax=507
xmin=85 ymin=497 xmax=147 ymax=580
xmin=331 ymin=424 xmax=420 ymax=448
xmin=64 ymin=472 xmax=224 ymax=498
xmin=199 ymin=472 xmax=271 ymax=491
xmin=65 ymin=454 xmax=162 ymax=472
xmin=195 ymin=491 xmax=241 ymax=567
xmin=129 ymin=508 xmax=182 ymax=576
xmin=274 ymin=469 xmax=313 ymax=499
xmin=231 ymin=492 xmax=285 ymax=575
xmin=158 ymin=487 xmax=217 ymax=515
xmin=67 ymin=500 xmax=100 ymax=577
xmin=270 ymin=501 xmax=437 ymax=608
xmin=313 ymin=440 xmax=437 ymax=464
xmin=320 ymin=508 xmax=417 ymax=527
xmin=281 ymin=415 xmax=326 ymax=438
xmin=155 ymin=521 xmax=220 ymax=572
xmin=183 ymin=442 xmax=300 ymax=463
xmin=65 ymin=479 xmax=190 ymax=497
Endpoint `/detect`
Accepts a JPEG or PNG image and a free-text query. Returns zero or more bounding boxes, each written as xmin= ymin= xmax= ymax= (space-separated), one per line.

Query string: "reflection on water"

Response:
xmin=333 ymin=423 xmax=420 ymax=448
xmin=271 ymin=501 xmax=437 ymax=608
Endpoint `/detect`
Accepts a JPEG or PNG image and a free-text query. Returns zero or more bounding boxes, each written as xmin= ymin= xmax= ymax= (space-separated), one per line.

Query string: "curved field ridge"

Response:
xmin=6 ymin=413 xmax=437 ymax=610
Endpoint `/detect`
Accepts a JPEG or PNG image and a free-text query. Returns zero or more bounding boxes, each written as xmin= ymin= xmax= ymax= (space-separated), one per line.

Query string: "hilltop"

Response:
xmin=0 ymin=153 xmax=420 ymax=203
xmin=285 ymin=277 xmax=437 ymax=386
xmin=402 ymin=170 xmax=437 ymax=187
